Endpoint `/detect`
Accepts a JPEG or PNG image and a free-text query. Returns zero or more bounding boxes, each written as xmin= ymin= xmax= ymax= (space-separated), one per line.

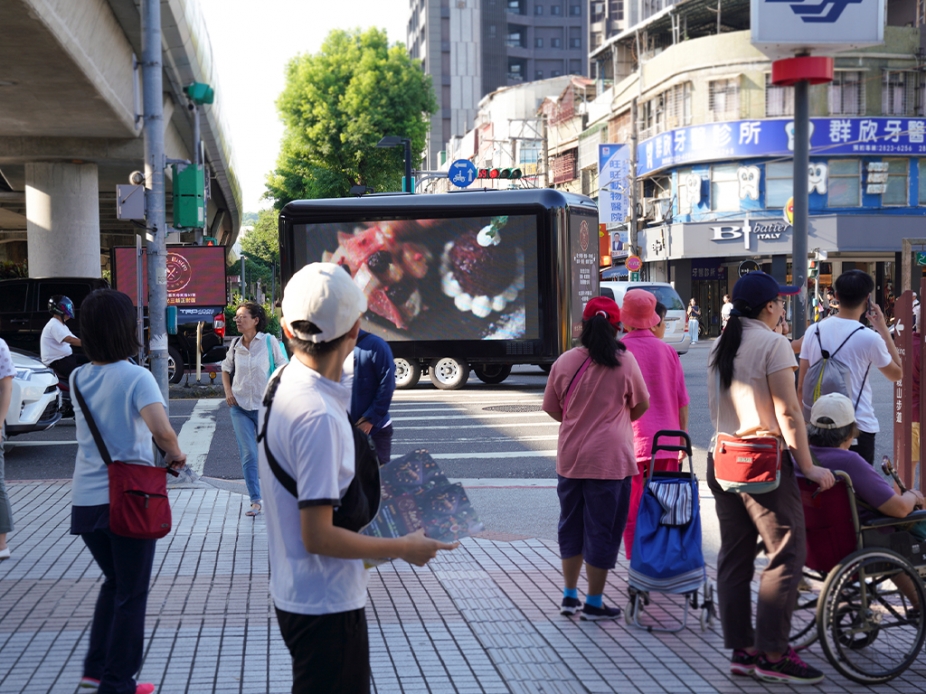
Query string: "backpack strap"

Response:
xmin=828 ymin=325 xmax=865 ymax=359
xmin=257 ymin=364 xmax=298 ymax=498
xmin=228 ymin=337 xmax=241 ymax=383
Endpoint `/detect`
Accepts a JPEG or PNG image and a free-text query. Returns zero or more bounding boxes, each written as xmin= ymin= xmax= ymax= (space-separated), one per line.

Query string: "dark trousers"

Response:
xmin=371 ymin=424 xmax=393 ymax=466
xmin=81 ymin=529 xmax=157 ymax=694
xmin=50 ymin=353 xmax=88 ymax=379
xmin=275 ymin=606 xmax=370 ymax=694
xmin=707 ymin=452 xmax=806 ymax=654
xmin=850 ymin=430 xmax=876 ymax=466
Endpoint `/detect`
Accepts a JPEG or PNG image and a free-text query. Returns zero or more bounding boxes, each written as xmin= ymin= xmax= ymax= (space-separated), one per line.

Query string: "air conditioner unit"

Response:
xmin=641 ymin=198 xmax=657 ymax=220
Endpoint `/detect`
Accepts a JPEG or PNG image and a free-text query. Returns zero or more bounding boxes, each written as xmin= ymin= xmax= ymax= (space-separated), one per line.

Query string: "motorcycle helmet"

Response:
xmin=48 ymin=295 xmax=76 ymax=321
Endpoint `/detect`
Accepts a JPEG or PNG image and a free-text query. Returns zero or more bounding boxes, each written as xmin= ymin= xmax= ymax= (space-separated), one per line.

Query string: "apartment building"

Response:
xmin=407 ymin=0 xmax=588 ymax=170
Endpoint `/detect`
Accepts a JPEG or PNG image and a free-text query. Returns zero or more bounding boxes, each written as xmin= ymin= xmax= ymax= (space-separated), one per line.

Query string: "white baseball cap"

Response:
xmin=809 ymin=393 xmax=856 ymax=430
xmin=281 ymin=262 xmax=367 ymax=343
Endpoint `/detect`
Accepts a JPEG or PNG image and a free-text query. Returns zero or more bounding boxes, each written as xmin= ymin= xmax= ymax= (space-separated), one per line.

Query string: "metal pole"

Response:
xmin=142 ymin=0 xmax=169 ymax=407
xmin=629 ymin=97 xmax=638 ymax=258
xmin=191 ymin=101 xmax=202 ymax=245
xmin=240 ymin=255 xmax=246 ymax=299
xmin=792 ymin=78 xmax=809 ymax=340
xmin=136 ymin=234 xmax=145 ymax=366
xmin=271 ymin=260 xmax=276 ymax=311
xmin=403 ymin=139 xmax=413 ymax=193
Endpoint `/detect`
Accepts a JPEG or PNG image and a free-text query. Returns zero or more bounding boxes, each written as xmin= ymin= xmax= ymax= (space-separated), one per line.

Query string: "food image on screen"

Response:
xmin=299 ymin=215 xmax=539 ymax=342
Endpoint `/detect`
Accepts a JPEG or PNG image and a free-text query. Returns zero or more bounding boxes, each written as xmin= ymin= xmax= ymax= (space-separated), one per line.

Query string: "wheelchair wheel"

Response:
xmin=789 ymin=571 xmax=824 ymax=651
xmin=818 ymin=549 xmax=926 ymax=684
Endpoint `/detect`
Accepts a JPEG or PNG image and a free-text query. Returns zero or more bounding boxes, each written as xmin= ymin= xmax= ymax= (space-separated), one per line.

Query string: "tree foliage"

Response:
xmin=265 ymin=28 xmax=437 ymax=206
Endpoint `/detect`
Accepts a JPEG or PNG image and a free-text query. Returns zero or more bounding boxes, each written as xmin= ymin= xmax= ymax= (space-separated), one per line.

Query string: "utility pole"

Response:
xmin=792 ymin=75 xmax=809 ymax=339
xmin=629 ymin=97 xmax=639 ymax=257
xmin=142 ymin=0 xmax=169 ymax=407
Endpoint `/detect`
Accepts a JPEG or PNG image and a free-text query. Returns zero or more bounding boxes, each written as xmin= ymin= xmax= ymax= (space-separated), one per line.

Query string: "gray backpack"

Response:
xmin=801 ymin=325 xmax=870 ymax=421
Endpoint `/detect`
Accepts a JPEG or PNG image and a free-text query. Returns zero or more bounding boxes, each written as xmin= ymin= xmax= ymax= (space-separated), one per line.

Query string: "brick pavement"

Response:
xmin=2 ymin=480 xmax=926 ymax=693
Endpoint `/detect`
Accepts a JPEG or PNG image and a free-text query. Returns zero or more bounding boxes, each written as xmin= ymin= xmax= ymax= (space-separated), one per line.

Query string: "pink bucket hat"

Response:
xmin=621 ymin=289 xmax=660 ymax=329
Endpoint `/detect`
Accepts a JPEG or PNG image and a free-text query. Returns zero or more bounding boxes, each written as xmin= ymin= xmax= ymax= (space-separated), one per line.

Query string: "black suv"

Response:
xmin=0 ymin=277 xmax=227 ymax=383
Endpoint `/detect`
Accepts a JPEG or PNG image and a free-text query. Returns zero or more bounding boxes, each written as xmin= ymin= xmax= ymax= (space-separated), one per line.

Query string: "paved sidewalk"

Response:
xmin=2 ymin=481 xmax=926 ymax=694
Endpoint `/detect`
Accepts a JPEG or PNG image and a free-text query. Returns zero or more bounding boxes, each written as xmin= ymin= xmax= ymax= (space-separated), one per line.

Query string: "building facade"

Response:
xmin=408 ymin=0 xmax=588 ymax=170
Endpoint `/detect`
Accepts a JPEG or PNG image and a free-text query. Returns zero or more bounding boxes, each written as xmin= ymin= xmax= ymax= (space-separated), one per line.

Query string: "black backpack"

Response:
xmin=257 ymin=364 xmax=381 ymax=532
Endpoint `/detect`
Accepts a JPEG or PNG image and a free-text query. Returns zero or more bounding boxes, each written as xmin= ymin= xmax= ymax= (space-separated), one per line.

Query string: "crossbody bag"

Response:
xmin=73 ymin=379 xmax=178 ymax=539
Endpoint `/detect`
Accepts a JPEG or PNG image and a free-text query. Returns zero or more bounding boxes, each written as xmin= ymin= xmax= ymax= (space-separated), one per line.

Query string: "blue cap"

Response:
xmin=732 ymin=271 xmax=800 ymax=311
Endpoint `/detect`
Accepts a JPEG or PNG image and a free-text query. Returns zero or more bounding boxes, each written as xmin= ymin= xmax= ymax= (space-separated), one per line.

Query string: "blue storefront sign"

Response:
xmin=637 ymin=117 xmax=926 ymax=177
xmin=598 ymin=144 xmax=631 ymax=225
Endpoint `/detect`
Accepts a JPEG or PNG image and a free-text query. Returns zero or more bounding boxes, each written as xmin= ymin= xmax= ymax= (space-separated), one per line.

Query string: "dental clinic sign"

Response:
xmin=751 ymin=0 xmax=884 ymax=60
xmin=712 ymin=220 xmax=792 ymax=251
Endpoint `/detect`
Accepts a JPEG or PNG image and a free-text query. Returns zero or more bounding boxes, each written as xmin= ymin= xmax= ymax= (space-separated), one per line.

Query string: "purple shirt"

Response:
xmin=622 ymin=330 xmax=690 ymax=461
xmin=810 ymin=445 xmax=895 ymax=517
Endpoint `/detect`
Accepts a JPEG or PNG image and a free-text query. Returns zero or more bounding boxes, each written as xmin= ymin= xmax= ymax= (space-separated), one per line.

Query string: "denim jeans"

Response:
xmin=230 ymin=405 xmax=261 ymax=503
xmin=0 ymin=423 xmax=12 ymax=535
xmin=81 ymin=527 xmax=157 ymax=694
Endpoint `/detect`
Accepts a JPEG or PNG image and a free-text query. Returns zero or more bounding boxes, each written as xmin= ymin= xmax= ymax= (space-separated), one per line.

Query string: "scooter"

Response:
xmin=51 ymin=367 xmax=74 ymax=418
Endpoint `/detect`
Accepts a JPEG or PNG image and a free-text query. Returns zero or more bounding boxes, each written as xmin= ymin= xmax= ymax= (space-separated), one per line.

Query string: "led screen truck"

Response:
xmin=279 ymin=189 xmax=599 ymax=389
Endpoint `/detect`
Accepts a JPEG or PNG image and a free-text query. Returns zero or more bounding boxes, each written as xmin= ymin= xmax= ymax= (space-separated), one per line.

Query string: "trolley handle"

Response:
xmin=647 ymin=430 xmax=694 ymax=483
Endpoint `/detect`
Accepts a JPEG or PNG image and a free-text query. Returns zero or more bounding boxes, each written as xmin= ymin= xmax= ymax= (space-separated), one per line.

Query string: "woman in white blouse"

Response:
xmin=221 ymin=302 xmax=288 ymax=516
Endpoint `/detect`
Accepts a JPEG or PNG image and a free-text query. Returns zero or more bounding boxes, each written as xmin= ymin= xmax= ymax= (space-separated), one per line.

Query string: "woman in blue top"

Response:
xmin=221 ymin=301 xmax=288 ymax=516
xmin=70 ymin=289 xmax=187 ymax=694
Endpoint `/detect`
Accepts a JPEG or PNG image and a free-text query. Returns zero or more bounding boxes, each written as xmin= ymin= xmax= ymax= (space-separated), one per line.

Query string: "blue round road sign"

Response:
xmin=449 ymin=159 xmax=477 ymax=188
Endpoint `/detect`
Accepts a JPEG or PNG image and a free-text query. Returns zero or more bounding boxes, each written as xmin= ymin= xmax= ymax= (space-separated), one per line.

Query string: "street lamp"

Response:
xmin=377 ymin=136 xmax=412 ymax=193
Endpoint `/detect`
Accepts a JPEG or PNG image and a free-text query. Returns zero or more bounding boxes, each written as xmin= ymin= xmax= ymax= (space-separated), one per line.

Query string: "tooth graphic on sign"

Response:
xmin=786 ymin=121 xmax=815 ymax=152
xmin=738 ymin=165 xmax=760 ymax=200
xmin=679 ymin=172 xmax=701 ymax=213
xmin=808 ymin=163 xmax=828 ymax=194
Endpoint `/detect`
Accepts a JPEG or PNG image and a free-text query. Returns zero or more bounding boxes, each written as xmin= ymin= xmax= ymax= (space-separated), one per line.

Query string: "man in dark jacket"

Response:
xmin=345 ymin=330 xmax=396 ymax=465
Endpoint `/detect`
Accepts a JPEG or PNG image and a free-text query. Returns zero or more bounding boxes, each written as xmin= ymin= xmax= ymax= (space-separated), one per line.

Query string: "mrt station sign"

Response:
xmin=751 ymin=0 xmax=885 ymax=59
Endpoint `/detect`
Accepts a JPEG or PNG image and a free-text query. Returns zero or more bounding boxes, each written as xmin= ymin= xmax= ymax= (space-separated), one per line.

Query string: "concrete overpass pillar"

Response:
xmin=25 ymin=162 xmax=101 ymax=278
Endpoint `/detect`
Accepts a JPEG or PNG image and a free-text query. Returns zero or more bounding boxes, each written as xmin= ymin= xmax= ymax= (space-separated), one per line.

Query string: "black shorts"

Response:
xmin=274 ymin=606 xmax=370 ymax=694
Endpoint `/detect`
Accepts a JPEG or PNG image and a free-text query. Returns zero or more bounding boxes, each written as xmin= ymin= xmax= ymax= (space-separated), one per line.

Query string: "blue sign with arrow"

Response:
xmin=449 ymin=159 xmax=477 ymax=188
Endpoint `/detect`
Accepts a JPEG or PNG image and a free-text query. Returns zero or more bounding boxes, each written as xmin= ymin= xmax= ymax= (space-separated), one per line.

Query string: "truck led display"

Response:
xmin=112 ymin=245 xmax=228 ymax=307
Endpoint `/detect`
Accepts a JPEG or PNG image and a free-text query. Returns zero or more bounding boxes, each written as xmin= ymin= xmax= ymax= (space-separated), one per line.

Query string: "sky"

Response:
xmin=198 ymin=0 xmax=408 ymax=216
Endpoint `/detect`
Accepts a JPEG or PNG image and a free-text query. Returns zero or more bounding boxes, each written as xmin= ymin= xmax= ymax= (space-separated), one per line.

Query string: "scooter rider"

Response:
xmin=41 ymin=295 xmax=87 ymax=380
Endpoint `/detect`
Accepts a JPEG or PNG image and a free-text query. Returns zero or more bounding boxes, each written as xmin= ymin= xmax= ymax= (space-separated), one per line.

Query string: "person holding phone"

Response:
xmin=687 ymin=298 xmax=702 ymax=344
xmin=798 ymin=270 xmax=902 ymax=465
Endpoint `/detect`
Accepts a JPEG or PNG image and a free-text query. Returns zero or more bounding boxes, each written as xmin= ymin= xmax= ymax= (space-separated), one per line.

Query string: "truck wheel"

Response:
xmin=168 ymin=346 xmax=184 ymax=384
xmin=473 ymin=363 xmax=512 ymax=384
xmin=538 ymin=364 xmax=552 ymax=374
xmin=394 ymin=358 xmax=421 ymax=389
xmin=429 ymin=357 xmax=470 ymax=390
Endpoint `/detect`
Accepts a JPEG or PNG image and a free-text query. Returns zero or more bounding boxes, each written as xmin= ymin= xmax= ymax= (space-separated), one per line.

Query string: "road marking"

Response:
xmin=177 ymin=399 xmax=221 ymax=476
xmin=391 ymin=412 xmax=549 ymax=422
xmin=3 ymin=440 xmax=77 ymax=447
xmin=399 ymin=421 xmax=557 ymax=431
xmin=429 ymin=450 xmax=556 ymax=459
xmin=395 ymin=434 xmax=559 ymax=444
xmin=450 ymin=478 xmax=558 ymax=488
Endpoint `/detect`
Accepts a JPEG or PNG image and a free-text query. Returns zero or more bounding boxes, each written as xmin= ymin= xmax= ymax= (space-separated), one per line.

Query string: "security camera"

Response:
xmin=129 ymin=171 xmax=145 ymax=185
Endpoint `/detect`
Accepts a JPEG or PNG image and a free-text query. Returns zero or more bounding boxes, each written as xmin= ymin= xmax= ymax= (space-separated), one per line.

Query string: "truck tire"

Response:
xmin=394 ymin=358 xmax=421 ymax=389
xmin=168 ymin=345 xmax=184 ymax=384
xmin=473 ymin=363 xmax=512 ymax=384
xmin=538 ymin=363 xmax=552 ymax=374
xmin=429 ymin=357 xmax=470 ymax=390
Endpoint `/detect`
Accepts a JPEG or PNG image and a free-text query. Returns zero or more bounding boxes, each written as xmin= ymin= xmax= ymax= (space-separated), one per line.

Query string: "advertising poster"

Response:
xmin=112 ymin=246 xmax=228 ymax=307
xmin=296 ymin=216 xmax=540 ymax=342
xmin=570 ymin=215 xmax=599 ymax=340
xmin=598 ymin=144 xmax=631 ymax=227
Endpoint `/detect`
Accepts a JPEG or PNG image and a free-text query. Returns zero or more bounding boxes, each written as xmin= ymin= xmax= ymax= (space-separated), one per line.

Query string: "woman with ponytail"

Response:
xmin=542 ymin=296 xmax=649 ymax=621
xmin=707 ymin=272 xmax=834 ymax=685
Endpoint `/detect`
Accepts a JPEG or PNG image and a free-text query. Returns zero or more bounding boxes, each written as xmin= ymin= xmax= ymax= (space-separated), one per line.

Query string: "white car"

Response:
xmin=5 ymin=350 xmax=61 ymax=436
xmin=600 ymin=281 xmax=691 ymax=355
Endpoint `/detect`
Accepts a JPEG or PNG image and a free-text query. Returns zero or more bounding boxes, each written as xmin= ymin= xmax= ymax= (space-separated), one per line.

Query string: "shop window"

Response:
xmin=883 ymin=158 xmax=909 ymax=206
xmin=919 ymin=160 xmax=926 ymax=205
xmin=709 ymin=79 xmax=739 ymax=122
xmin=765 ymin=161 xmax=792 ymax=208
xmin=829 ymin=72 xmax=863 ymax=116
xmin=765 ymin=74 xmax=794 ymax=117
xmin=711 ymin=164 xmax=740 ymax=211
xmin=882 ymin=71 xmax=918 ymax=116
xmin=827 ymin=159 xmax=860 ymax=207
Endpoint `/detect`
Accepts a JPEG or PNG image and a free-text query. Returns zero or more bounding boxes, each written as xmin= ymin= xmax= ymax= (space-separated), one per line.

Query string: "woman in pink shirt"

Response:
xmin=619 ymin=291 xmax=690 ymax=558
xmin=543 ymin=296 xmax=649 ymax=621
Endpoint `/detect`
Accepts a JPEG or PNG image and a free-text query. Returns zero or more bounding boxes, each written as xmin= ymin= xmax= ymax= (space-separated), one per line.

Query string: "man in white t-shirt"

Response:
xmin=260 ymin=262 xmax=456 ymax=693
xmin=798 ymin=270 xmax=902 ymax=465
xmin=721 ymin=294 xmax=733 ymax=331
xmin=40 ymin=295 xmax=86 ymax=378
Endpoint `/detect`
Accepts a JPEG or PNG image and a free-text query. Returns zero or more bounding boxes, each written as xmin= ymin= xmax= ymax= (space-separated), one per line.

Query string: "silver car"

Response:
xmin=5 ymin=350 xmax=61 ymax=436
xmin=599 ymin=281 xmax=691 ymax=355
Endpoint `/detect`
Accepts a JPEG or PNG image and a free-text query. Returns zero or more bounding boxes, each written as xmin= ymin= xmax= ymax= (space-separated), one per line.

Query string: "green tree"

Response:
xmin=265 ymin=28 xmax=437 ymax=206
xmin=238 ymin=208 xmax=281 ymax=304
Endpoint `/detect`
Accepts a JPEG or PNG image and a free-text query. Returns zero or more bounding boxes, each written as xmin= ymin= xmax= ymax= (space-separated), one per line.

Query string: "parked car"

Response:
xmin=0 ymin=277 xmax=227 ymax=384
xmin=5 ymin=349 xmax=61 ymax=436
xmin=600 ymin=281 xmax=691 ymax=354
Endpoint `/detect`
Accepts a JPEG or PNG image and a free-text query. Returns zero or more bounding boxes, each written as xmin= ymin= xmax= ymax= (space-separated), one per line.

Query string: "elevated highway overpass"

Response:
xmin=0 ymin=0 xmax=241 ymax=278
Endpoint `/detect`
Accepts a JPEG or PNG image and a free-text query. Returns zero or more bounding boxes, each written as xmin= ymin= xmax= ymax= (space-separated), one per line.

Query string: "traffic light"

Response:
xmin=184 ymin=82 xmax=215 ymax=105
xmin=203 ymin=236 xmax=218 ymax=246
xmin=476 ymin=168 xmax=523 ymax=180
xmin=808 ymin=260 xmax=819 ymax=279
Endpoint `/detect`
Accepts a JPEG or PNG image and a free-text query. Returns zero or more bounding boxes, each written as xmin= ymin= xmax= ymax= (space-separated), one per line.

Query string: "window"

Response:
xmin=570 ymin=37 xmax=581 ymax=48
xmin=665 ymin=82 xmax=692 ymax=128
xmin=709 ymin=79 xmax=739 ymax=122
xmin=551 ymin=4 xmax=562 ymax=15
xmin=828 ymin=159 xmax=860 ymax=207
xmin=883 ymin=71 xmax=918 ymax=116
xmin=535 ymin=37 xmax=543 ymax=48
xmin=551 ymin=37 xmax=562 ymax=48
xmin=765 ymin=74 xmax=794 ymax=117
xmin=919 ymin=160 xmax=926 ymax=205
xmin=711 ymin=164 xmax=740 ymax=211
xmin=535 ymin=3 xmax=543 ymax=14
xmin=610 ymin=0 xmax=623 ymax=20
xmin=883 ymin=158 xmax=909 ymax=205
xmin=552 ymin=69 xmax=562 ymax=76
xmin=507 ymin=0 xmax=526 ymax=14
xmin=535 ymin=69 xmax=544 ymax=80
xmin=829 ymin=71 xmax=863 ymax=116
xmin=570 ymin=4 xmax=581 ymax=14
xmin=592 ymin=2 xmax=605 ymax=21
xmin=489 ymin=25 xmax=497 ymax=37
xmin=519 ymin=141 xmax=541 ymax=164
xmin=0 ymin=281 xmax=27 ymax=312
xmin=507 ymin=28 xmax=525 ymax=48
xmin=593 ymin=32 xmax=603 ymax=47
xmin=765 ymin=162 xmax=793 ymax=208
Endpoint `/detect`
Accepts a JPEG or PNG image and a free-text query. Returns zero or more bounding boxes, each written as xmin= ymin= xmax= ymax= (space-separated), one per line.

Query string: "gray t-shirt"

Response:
xmin=70 ymin=361 xmax=165 ymax=506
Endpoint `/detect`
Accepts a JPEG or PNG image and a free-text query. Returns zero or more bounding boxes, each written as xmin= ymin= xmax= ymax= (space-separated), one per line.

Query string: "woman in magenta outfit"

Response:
xmin=619 ymin=290 xmax=690 ymax=559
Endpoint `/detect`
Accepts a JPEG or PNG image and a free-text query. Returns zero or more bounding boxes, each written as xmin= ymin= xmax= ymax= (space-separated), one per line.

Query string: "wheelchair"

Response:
xmin=784 ymin=470 xmax=926 ymax=684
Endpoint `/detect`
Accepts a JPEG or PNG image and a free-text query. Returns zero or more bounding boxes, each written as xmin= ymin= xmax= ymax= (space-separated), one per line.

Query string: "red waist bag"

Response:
xmin=73 ymin=381 xmax=174 ymax=539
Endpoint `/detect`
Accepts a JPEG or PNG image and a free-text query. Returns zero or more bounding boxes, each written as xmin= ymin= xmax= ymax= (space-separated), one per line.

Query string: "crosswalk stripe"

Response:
xmin=177 ymin=399 xmax=221 ymax=476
